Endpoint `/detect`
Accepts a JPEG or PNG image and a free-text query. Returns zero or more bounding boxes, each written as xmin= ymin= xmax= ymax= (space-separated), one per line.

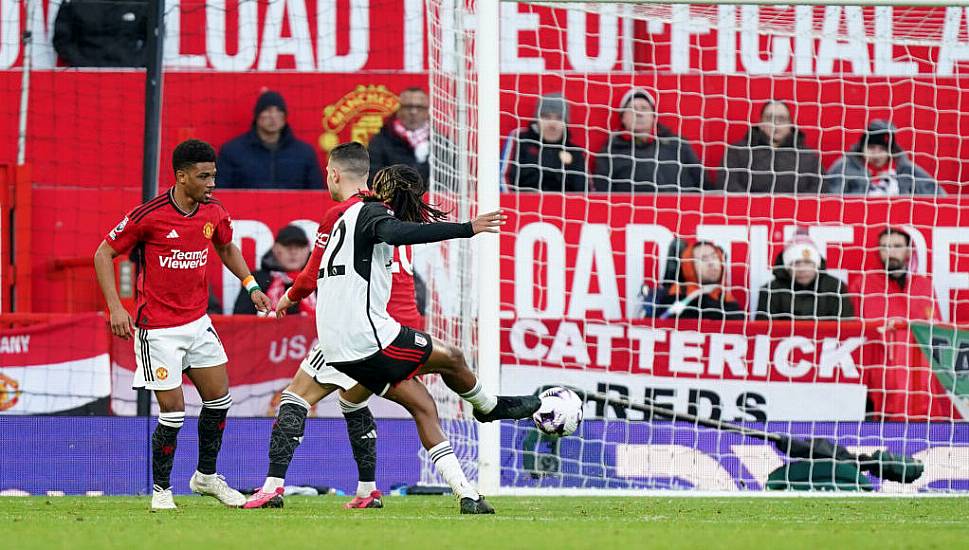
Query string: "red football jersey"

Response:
xmin=105 ymin=188 xmax=233 ymax=329
xmin=288 ymin=194 xmax=424 ymax=330
xmin=389 ymin=245 xmax=425 ymax=331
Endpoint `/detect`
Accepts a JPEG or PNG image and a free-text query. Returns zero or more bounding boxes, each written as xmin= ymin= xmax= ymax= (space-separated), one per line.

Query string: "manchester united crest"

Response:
xmin=203 ymin=222 xmax=215 ymax=240
xmin=0 ymin=372 xmax=21 ymax=412
xmin=319 ymin=85 xmax=400 ymax=152
xmin=156 ymin=367 xmax=169 ymax=381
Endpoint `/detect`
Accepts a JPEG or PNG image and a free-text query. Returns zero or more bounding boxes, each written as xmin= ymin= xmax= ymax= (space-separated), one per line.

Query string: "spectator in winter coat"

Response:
xmin=501 ymin=93 xmax=587 ymax=192
xmin=217 ymin=91 xmax=325 ymax=189
xmin=640 ymin=241 xmax=745 ymax=320
xmin=368 ymin=87 xmax=432 ymax=185
xmin=756 ymin=232 xmax=854 ymax=320
xmin=53 ymin=0 xmax=148 ymax=67
xmin=593 ymin=88 xmax=705 ymax=193
xmin=715 ymin=100 xmax=823 ymax=193
xmin=233 ymin=225 xmax=313 ymax=315
xmin=850 ymin=227 xmax=954 ymax=421
xmin=825 ymin=120 xmax=942 ymax=196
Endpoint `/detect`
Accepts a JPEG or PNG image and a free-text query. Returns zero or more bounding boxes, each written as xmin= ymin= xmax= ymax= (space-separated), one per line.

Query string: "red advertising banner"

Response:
xmin=498 ymin=195 xmax=969 ymax=324
xmin=0 ymin=313 xmax=110 ymax=413
xmin=499 ymin=319 xmax=882 ymax=421
xmin=109 ymin=314 xmax=408 ymax=418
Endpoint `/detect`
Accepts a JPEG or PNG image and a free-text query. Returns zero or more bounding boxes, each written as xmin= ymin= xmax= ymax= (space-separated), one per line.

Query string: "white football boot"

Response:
xmin=151 ymin=484 xmax=177 ymax=511
xmin=189 ymin=472 xmax=246 ymax=507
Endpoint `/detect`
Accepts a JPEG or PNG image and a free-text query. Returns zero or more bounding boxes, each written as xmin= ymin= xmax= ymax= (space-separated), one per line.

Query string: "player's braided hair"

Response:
xmin=368 ymin=164 xmax=448 ymax=223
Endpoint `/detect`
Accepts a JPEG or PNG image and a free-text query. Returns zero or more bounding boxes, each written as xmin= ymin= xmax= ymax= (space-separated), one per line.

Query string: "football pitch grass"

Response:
xmin=2 ymin=496 xmax=966 ymax=549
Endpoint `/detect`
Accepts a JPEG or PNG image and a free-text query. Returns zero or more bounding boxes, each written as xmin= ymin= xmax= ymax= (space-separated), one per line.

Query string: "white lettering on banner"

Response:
xmin=0 ymin=335 xmax=30 ymax=354
xmin=206 ymin=0 xmax=259 ymax=71
xmin=938 ymin=8 xmax=969 ymax=76
xmin=501 ymin=3 xmax=545 ymax=73
xmin=501 ymin=365 xmax=868 ymax=421
xmin=567 ymin=224 xmax=622 ymax=320
xmin=708 ymin=333 xmax=748 ymax=377
xmin=4 ymin=3 xmax=969 ymax=74
xmin=515 ymin=222 xmax=566 ymax=318
xmin=772 ymin=336 xmax=814 ymax=378
xmin=740 ymin=5 xmax=790 ymax=75
xmin=159 ymin=248 xmax=209 ymax=269
xmin=514 ymin=222 xmax=969 ymax=321
xmin=585 ymin=323 xmax=624 ymax=367
xmin=669 ymin=331 xmax=705 ymax=375
xmin=932 ymin=228 xmax=969 ymax=323
xmin=567 ymin=4 xmax=619 ymax=72
xmin=627 ymin=326 xmax=666 ymax=372
xmin=268 ymin=335 xmax=314 ymax=363
xmin=508 ymin=320 xmax=865 ymax=382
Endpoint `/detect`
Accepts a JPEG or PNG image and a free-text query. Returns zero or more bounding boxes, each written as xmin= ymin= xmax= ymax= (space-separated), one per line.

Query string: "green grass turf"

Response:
xmin=1 ymin=496 xmax=966 ymax=550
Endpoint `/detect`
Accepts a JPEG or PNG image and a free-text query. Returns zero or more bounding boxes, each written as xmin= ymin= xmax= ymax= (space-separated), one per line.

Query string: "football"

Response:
xmin=532 ymin=387 xmax=584 ymax=437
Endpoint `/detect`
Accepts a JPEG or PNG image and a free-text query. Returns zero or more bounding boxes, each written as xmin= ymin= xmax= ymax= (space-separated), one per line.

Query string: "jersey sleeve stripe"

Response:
xmin=131 ymin=202 xmax=168 ymax=223
xmin=129 ymin=195 xmax=168 ymax=220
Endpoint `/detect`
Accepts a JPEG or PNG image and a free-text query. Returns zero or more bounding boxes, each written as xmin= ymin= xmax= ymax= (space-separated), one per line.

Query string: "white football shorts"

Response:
xmin=299 ymin=344 xmax=359 ymax=391
xmin=133 ymin=315 xmax=228 ymax=391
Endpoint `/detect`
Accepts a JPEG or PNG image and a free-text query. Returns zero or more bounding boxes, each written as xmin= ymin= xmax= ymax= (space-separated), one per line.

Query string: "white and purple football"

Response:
xmin=532 ymin=387 xmax=584 ymax=437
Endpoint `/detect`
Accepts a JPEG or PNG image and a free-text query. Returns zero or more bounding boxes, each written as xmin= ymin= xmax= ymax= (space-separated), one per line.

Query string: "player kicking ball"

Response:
xmin=312 ymin=163 xmax=540 ymax=514
xmin=244 ymin=143 xmax=494 ymax=513
xmin=243 ymin=143 xmax=387 ymax=510
xmin=94 ymin=139 xmax=272 ymax=510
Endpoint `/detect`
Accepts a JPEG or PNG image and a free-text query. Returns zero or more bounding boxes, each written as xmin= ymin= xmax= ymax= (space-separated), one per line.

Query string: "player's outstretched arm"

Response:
xmin=214 ymin=241 xmax=272 ymax=313
xmin=93 ymin=240 xmax=135 ymax=339
xmin=374 ymin=210 xmax=506 ymax=246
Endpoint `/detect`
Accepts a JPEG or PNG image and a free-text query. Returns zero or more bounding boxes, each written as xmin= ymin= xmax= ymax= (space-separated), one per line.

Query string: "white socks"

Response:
xmin=356 ymin=481 xmax=377 ymax=498
xmin=459 ymin=381 xmax=498 ymax=414
xmin=262 ymin=476 xmax=285 ymax=492
xmin=428 ymin=441 xmax=479 ymax=500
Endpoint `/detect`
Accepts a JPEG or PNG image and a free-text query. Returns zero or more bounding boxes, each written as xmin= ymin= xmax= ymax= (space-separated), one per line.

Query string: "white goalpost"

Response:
xmin=424 ymin=0 xmax=969 ymax=496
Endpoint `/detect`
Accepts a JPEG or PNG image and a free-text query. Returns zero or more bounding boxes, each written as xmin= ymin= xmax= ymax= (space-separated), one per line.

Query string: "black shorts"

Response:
xmin=330 ymin=326 xmax=434 ymax=396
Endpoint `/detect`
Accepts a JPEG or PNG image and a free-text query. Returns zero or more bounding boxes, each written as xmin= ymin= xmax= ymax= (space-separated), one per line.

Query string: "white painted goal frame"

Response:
xmin=425 ymin=0 xmax=969 ymax=497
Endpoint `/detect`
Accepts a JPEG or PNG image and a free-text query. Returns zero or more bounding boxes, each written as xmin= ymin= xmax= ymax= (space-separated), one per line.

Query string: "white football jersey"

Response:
xmin=316 ymin=201 xmax=401 ymax=364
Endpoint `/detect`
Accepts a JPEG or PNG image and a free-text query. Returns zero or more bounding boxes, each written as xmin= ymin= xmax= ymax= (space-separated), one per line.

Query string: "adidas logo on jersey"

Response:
xmin=166 ymin=229 xmax=180 ymax=239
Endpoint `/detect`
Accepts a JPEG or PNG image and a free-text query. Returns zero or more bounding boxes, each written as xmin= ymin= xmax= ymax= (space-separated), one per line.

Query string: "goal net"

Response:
xmin=425 ymin=0 xmax=969 ymax=494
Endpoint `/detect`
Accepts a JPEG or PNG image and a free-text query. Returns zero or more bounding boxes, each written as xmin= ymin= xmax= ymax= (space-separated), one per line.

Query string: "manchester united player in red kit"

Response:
xmin=94 ymin=139 xmax=272 ymax=510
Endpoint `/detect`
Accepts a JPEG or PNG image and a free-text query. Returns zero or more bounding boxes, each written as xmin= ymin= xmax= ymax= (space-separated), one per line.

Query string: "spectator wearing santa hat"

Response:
xmin=824 ymin=120 xmax=941 ymax=196
xmin=755 ymin=232 xmax=854 ymax=320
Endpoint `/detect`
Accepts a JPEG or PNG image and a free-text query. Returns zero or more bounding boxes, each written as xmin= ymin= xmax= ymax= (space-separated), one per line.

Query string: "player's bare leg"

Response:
xmin=184 ymin=364 xmax=245 ymax=507
xmin=151 ymin=387 xmax=186 ymax=511
xmin=417 ymin=337 xmax=540 ymax=423
xmin=383 ymin=379 xmax=494 ymax=514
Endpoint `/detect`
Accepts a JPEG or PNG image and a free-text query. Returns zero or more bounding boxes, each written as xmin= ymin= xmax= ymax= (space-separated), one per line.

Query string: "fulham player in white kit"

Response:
xmin=317 ymin=164 xmax=541 ymax=514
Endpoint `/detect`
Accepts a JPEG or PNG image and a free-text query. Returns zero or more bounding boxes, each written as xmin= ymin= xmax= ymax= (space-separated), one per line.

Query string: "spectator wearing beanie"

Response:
xmin=824 ymin=120 xmax=941 ymax=196
xmin=593 ymin=87 xmax=705 ymax=193
xmin=500 ymin=93 xmax=587 ymax=192
xmin=216 ymin=90 xmax=324 ymax=189
xmin=715 ymin=100 xmax=823 ymax=194
xmin=755 ymin=231 xmax=854 ymax=320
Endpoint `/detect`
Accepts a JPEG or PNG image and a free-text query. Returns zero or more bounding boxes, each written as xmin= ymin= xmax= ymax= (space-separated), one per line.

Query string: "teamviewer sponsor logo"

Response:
xmin=160 ymin=248 xmax=208 ymax=269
